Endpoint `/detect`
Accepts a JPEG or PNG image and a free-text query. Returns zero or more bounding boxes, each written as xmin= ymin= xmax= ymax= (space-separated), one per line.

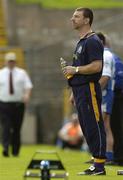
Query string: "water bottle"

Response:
xmin=60 ymin=57 xmax=73 ymax=79
xmin=40 ymin=160 xmax=50 ymax=180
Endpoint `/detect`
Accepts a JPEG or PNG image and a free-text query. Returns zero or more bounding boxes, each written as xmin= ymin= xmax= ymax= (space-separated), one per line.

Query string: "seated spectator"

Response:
xmin=57 ymin=113 xmax=84 ymax=150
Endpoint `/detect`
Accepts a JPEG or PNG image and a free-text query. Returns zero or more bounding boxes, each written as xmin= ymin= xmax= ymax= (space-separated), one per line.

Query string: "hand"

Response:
xmin=62 ymin=66 xmax=76 ymax=78
xmin=22 ymin=89 xmax=32 ymax=105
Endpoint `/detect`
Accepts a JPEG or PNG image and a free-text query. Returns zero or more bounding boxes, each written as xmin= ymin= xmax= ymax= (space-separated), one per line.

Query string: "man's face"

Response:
xmin=7 ymin=60 xmax=16 ymax=69
xmin=71 ymin=10 xmax=87 ymax=30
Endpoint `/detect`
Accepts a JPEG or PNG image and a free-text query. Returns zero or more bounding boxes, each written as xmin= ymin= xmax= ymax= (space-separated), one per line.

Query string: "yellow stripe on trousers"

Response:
xmin=89 ymin=82 xmax=100 ymax=122
xmin=94 ymin=158 xmax=106 ymax=163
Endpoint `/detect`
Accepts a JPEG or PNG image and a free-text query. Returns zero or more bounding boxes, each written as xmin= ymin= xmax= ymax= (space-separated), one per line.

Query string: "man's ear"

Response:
xmin=85 ymin=18 xmax=89 ymax=25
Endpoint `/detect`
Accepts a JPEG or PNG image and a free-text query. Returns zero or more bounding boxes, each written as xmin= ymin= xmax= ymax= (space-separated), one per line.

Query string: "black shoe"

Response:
xmin=12 ymin=149 xmax=19 ymax=156
xmin=12 ymin=153 xmax=19 ymax=157
xmin=77 ymin=166 xmax=106 ymax=175
xmin=2 ymin=150 xmax=9 ymax=157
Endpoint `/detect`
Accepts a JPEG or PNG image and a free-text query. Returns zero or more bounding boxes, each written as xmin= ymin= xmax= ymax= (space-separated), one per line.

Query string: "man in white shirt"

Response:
xmin=0 ymin=52 xmax=33 ymax=157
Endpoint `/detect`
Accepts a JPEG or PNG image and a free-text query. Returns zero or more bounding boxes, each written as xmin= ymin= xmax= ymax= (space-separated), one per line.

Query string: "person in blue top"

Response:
xmin=110 ymin=50 xmax=123 ymax=165
xmin=97 ymin=34 xmax=123 ymax=165
xmin=97 ymin=32 xmax=115 ymax=164
xmin=61 ymin=7 xmax=106 ymax=175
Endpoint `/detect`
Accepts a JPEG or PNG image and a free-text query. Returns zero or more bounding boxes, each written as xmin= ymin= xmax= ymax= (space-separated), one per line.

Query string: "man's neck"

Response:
xmin=7 ymin=66 xmax=15 ymax=70
xmin=78 ymin=26 xmax=92 ymax=39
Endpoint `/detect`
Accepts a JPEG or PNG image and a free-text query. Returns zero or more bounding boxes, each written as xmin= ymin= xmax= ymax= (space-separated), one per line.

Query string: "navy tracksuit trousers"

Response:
xmin=72 ymin=82 xmax=106 ymax=159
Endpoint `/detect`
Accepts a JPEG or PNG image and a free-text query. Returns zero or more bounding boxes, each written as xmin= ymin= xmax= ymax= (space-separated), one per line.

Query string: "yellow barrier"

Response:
xmin=0 ymin=0 xmax=8 ymax=46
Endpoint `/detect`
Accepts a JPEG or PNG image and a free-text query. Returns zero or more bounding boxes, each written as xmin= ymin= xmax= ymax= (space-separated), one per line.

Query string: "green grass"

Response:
xmin=16 ymin=0 xmax=123 ymax=9
xmin=0 ymin=144 xmax=123 ymax=180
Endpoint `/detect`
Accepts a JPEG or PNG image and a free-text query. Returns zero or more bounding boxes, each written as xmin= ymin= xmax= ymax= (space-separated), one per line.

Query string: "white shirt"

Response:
xmin=0 ymin=67 xmax=33 ymax=102
xmin=102 ymin=48 xmax=115 ymax=91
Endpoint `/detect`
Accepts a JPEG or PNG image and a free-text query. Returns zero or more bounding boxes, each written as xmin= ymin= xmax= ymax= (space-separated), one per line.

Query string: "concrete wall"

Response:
xmin=13 ymin=5 xmax=123 ymax=56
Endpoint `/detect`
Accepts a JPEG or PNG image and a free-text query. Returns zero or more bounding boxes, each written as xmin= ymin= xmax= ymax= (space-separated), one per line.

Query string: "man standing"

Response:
xmin=0 ymin=52 xmax=33 ymax=157
xmin=62 ymin=8 xmax=106 ymax=175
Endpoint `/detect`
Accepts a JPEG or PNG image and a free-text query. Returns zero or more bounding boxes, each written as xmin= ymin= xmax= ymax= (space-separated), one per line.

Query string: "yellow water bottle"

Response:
xmin=60 ymin=57 xmax=73 ymax=79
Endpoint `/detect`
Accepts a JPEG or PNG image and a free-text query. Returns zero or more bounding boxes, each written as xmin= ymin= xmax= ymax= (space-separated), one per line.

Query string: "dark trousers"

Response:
xmin=72 ymin=83 xmax=106 ymax=159
xmin=0 ymin=101 xmax=25 ymax=155
xmin=111 ymin=90 xmax=123 ymax=164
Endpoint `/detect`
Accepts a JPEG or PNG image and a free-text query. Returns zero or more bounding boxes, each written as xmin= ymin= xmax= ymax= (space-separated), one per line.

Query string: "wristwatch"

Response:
xmin=75 ymin=66 xmax=79 ymax=74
